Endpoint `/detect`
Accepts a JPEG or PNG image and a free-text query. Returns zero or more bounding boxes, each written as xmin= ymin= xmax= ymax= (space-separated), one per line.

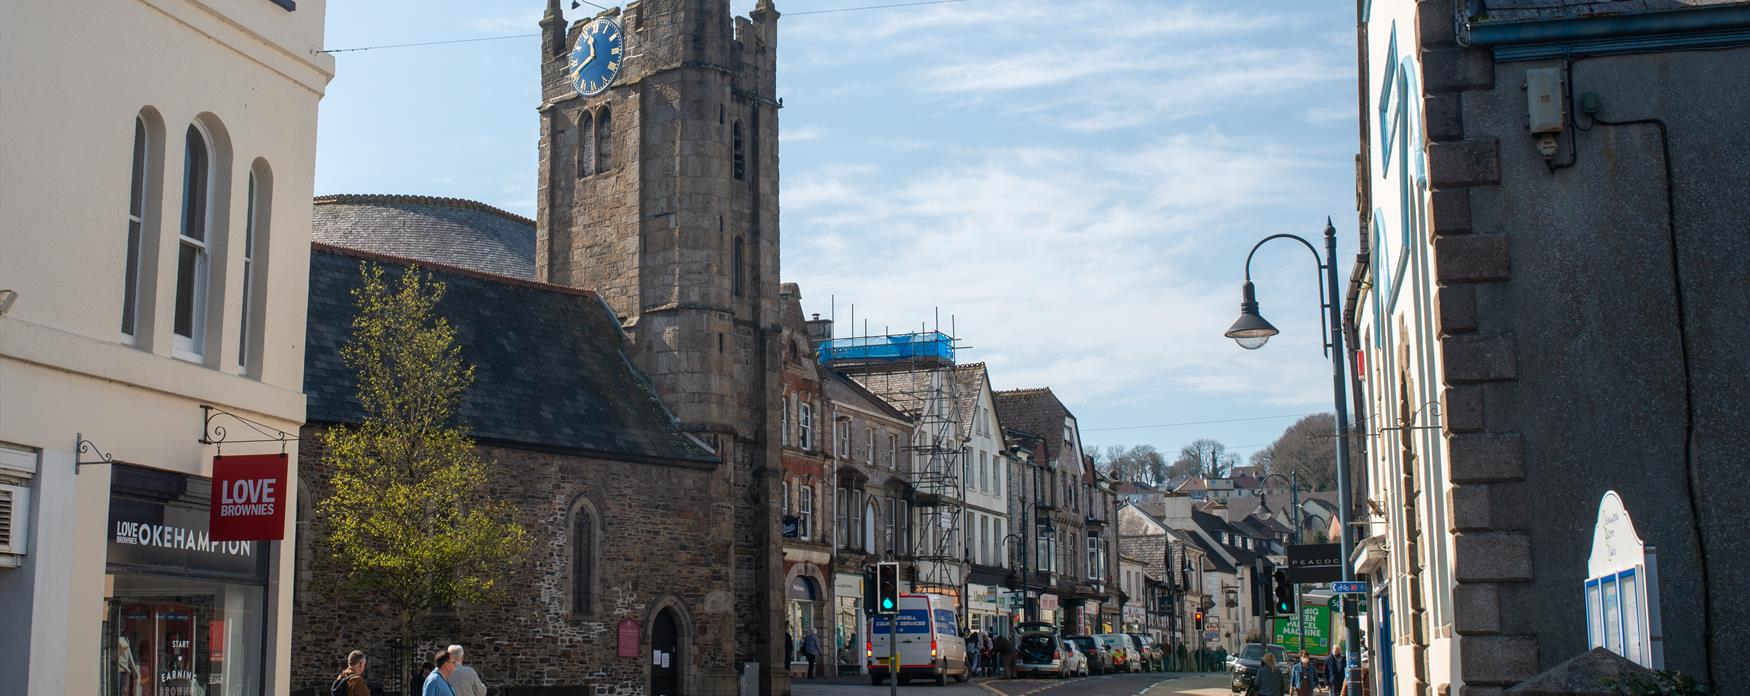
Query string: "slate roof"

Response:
xmin=993 ymin=387 xmax=1073 ymax=464
xmin=304 ymin=243 xmax=715 ymax=465
xmin=312 ymin=194 xmax=537 ymax=280
xmin=950 ymin=363 xmax=989 ymax=434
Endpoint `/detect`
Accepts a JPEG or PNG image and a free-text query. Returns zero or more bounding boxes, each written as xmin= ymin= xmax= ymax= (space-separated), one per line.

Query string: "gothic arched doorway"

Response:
xmin=651 ymin=608 xmax=681 ymax=696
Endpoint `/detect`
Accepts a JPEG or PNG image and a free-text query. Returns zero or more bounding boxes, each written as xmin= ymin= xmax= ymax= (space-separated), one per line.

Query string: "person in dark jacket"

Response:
xmin=1255 ymin=652 xmax=1286 ymax=696
xmin=1325 ymin=649 xmax=1344 ymax=696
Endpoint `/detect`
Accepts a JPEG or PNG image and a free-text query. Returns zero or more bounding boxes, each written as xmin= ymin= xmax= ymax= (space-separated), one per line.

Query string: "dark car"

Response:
xmin=1230 ymin=643 xmax=1288 ymax=693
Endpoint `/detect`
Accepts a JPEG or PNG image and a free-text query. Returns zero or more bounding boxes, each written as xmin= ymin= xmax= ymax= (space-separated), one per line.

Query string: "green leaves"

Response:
xmin=316 ymin=261 xmax=528 ymax=633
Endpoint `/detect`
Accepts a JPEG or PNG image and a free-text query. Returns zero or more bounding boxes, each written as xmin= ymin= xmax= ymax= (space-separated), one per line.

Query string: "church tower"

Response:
xmin=536 ymin=0 xmax=787 ymax=693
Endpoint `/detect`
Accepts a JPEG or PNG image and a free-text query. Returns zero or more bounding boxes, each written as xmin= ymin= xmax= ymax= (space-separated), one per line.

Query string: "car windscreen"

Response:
xmin=1068 ymin=636 xmax=1097 ymax=650
xmin=1269 ymin=646 xmax=1287 ymax=661
xmin=1240 ymin=644 xmax=1266 ymax=659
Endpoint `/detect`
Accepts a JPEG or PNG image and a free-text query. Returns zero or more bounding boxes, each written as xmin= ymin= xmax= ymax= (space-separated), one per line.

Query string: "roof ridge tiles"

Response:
xmin=314 ymin=193 xmax=537 ymax=227
xmin=311 ymin=242 xmax=595 ymax=298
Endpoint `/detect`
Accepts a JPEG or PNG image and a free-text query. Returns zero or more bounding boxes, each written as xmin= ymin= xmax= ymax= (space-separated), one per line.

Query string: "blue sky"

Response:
xmin=314 ymin=0 xmax=1361 ymax=465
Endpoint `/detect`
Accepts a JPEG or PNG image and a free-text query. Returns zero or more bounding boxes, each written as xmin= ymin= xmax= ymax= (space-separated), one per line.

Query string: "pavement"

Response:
xmin=790 ymin=672 xmax=1230 ymax=696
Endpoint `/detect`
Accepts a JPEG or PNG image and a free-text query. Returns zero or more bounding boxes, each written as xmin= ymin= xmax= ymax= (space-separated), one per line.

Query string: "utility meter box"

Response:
xmin=1526 ymin=67 xmax=1564 ymax=133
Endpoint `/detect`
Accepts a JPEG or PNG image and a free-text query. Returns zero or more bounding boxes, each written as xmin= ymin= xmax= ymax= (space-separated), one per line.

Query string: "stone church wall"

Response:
xmin=291 ymin=425 xmax=742 ymax=695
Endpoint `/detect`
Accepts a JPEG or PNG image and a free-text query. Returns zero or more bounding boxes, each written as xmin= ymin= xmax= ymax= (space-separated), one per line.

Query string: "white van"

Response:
xmin=866 ymin=593 xmax=969 ymax=686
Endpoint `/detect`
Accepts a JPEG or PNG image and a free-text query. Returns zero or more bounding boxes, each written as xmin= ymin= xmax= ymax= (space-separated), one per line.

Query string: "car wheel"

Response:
xmin=935 ymin=667 xmax=948 ymax=686
xmin=953 ymin=660 xmax=968 ymax=683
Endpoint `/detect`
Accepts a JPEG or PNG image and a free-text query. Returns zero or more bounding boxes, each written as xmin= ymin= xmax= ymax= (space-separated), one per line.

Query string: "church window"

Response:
xmin=570 ymin=498 xmax=599 ymax=615
xmin=732 ymin=236 xmax=745 ymax=296
xmin=174 ymin=121 xmax=217 ymax=360
xmin=576 ymin=111 xmax=595 ymax=178
xmin=595 ymin=107 xmax=612 ymax=171
xmin=799 ymin=486 xmax=814 ymax=540
xmin=123 ymin=112 xmax=155 ymax=342
xmin=732 ymin=121 xmax=745 ymax=180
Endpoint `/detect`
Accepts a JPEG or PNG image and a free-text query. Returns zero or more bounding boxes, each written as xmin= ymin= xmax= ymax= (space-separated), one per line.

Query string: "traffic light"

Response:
xmin=1193 ymin=610 xmax=1205 ymax=631
xmin=1272 ymin=569 xmax=1293 ymax=615
xmin=875 ymin=562 xmax=900 ymax=615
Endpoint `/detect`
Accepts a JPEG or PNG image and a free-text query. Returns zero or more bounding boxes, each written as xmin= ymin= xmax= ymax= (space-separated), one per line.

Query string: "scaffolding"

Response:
xmin=819 ymin=319 xmax=966 ymax=596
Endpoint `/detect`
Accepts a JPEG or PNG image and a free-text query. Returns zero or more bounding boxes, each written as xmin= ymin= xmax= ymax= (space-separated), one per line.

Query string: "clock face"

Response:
xmin=568 ymin=17 xmax=624 ymax=97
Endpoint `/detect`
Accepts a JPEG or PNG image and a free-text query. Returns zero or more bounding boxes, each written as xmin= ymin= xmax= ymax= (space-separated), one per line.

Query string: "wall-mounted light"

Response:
xmin=0 ymin=289 xmax=17 ymax=315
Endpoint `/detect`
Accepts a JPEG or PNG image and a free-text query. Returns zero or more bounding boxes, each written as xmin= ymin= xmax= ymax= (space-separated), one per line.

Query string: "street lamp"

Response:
xmin=1226 ymin=218 xmax=1362 ymax=694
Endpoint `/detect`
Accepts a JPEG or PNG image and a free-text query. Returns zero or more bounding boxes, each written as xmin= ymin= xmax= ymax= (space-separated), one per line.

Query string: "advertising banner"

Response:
xmin=1271 ymin=604 xmax=1331 ymax=654
xmin=210 ymin=454 xmax=289 ymax=541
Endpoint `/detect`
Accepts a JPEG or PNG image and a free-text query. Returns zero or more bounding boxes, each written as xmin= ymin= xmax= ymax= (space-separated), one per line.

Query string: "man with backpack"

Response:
xmin=332 ymin=651 xmax=369 ymax=696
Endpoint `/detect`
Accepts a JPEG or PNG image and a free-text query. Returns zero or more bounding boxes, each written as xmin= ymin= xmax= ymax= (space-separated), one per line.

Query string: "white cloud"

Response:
xmin=782 ymin=129 xmax=1339 ymax=409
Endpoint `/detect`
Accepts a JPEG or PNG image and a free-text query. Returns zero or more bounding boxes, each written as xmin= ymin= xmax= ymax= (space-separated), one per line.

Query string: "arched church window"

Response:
xmin=576 ymin=111 xmax=595 ymax=178
xmin=596 ymin=107 xmax=612 ymax=171
xmin=732 ymin=120 xmax=745 ymax=180
xmin=571 ymin=498 xmax=599 ymax=615
xmin=732 ymin=236 xmax=744 ymax=296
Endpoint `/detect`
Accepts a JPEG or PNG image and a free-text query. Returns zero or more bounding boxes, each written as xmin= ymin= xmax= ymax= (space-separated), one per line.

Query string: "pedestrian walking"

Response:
xmin=331 ymin=651 xmax=369 ymax=696
xmin=1291 ymin=651 xmax=1315 ymax=696
xmin=992 ymin=633 xmax=1013 ymax=678
xmin=800 ymin=630 xmax=821 ymax=679
xmin=978 ymin=630 xmax=994 ymax=677
xmin=446 ymin=645 xmax=486 ymax=696
xmin=1255 ymin=652 xmax=1285 ymax=696
xmin=965 ymin=631 xmax=981 ymax=676
xmin=423 ymin=649 xmax=457 ymax=696
xmin=1325 ymin=649 xmax=1345 ymax=696
xmin=784 ymin=627 xmax=794 ymax=666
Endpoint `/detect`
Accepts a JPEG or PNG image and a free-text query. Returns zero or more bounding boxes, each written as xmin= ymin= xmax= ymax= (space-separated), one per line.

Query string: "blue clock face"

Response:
xmin=568 ymin=17 xmax=624 ymax=97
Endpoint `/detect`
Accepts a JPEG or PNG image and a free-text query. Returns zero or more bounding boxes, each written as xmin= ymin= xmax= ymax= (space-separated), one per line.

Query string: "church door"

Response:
xmin=651 ymin=608 xmax=680 ymax=696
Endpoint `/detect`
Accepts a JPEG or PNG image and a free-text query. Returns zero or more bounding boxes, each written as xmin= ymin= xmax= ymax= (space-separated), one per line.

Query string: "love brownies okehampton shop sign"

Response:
xmin=210 ymin=454 xmax=288 ymax=541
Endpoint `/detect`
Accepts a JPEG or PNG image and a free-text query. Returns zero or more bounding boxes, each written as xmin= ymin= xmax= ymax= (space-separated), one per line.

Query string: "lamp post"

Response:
xmin=1225 ymin=218 xmax=1361 ymax=694
xmin=1003 ymin=512 xmax=1055 ymax=625
xmin=1260 ymin=471 xmax=1304 ymax=654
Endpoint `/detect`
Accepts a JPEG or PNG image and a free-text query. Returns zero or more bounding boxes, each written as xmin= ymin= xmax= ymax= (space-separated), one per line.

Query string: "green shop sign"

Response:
xmin=1271 ymin=604 xmax=1331 ymax=654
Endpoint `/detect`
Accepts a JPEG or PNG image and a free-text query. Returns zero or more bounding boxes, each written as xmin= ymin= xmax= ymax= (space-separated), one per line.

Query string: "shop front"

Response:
xmin=103 ymin=464 xmax=270 ymax=696
xmin=966 ymin=584 xmax=1000 ymax=637
xmin=1036 ymin=594 xmax=1059 ymax=629
xmin=833 ymin=573 xmax=865 ymax=675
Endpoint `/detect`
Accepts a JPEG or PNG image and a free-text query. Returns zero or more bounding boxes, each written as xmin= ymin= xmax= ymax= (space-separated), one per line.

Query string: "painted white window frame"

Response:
xmin=173 ymin=122 xmax=216 ymax=360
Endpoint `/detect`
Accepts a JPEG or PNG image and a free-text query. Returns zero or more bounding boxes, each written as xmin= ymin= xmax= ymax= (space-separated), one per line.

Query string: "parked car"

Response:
xmin=1015 ymin=629 xmax=1071 ymax=678
xmin=1094 ymin=633 xmax=1139 ymax=672
xmin=867 ymin=593 xmax=969 ymax=686
xmin=1066 ymin=635 xmax=1115 ymax=675
xmin=1229 ymin=643 xmax=1289 ymax=693
xmin=1058 ymin=638 xmax=1089 ymax=678
xmin=1126 ymin=632 xmax=1163 ymax=671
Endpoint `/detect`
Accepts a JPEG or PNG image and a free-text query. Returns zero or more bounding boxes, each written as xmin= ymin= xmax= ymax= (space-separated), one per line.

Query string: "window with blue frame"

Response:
xmin=1378 ymin=24 xmax=1398 ymax=174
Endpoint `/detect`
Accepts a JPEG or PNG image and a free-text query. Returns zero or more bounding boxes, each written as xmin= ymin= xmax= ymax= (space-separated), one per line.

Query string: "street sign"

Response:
xmin=1332 ymin=581 xmax=1369 ymax=594
xmin=1326 ymin=595 xmax=1369 ymax=614
xmin=1203 ymin=630 xmax=1220 ymax=643
xmin=1287 ymin=543 xmax=1344 ymax=584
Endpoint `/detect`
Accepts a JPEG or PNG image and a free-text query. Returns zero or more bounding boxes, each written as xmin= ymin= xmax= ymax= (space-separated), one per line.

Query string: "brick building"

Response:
xmin=775 ymin=284 xmax=831 ymax=678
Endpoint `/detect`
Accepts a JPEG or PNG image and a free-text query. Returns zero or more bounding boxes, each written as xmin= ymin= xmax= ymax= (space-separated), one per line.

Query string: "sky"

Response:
xmin=313 ymin=0 xmax=1362 ymax=467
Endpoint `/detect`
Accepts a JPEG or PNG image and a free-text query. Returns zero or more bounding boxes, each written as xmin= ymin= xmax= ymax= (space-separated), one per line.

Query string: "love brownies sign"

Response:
xmin=210 ymin=453 xmax=289 ymax=541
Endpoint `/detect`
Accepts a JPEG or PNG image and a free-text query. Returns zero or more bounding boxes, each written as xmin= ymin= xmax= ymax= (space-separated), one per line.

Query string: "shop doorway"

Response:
xmin=651 ymin=608 xmax=680 ymax=696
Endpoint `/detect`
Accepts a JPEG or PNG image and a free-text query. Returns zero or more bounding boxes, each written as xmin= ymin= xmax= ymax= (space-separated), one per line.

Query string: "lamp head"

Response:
xmin=1225 ymin=280 xmax=1278 ymax=350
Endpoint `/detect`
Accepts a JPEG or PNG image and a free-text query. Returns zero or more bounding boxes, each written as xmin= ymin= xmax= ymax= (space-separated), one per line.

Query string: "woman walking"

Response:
xmin=1291 ymin=651 xmax=1316 ymax=696
xmin=1254 ymin=652 xmax=1286 ymax=696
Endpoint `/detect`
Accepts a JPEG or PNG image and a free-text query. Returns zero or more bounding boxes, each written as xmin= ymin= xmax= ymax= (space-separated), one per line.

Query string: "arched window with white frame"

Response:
xmin=238 ymin=160 xmax=271 ymax=372
xmin=173 ymin=122 xmax=216 ymax=359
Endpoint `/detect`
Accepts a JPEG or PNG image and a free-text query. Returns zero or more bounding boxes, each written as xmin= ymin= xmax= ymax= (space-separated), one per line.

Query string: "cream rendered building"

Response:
xmin=0 ymin=0 xmax=332 ymax=693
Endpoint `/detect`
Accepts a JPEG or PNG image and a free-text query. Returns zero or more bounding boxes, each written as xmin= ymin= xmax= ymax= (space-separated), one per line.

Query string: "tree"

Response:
xmin=1093 ymin=444 xmax=1168 ymax=486
xmin=317 ymin=262 xmax=529 ymax=693
xmin=1250 ymin=413 xmax=1338 ymax=491
xmin=1172 ymin=438 xmax=1241 ymax=479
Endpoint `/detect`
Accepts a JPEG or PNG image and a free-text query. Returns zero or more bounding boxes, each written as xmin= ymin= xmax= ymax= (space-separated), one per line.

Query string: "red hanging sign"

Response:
xmin=210 ymin=453 xmax=289 ymax=541
xmin=617 ymin=618 xmax=641 ymax=658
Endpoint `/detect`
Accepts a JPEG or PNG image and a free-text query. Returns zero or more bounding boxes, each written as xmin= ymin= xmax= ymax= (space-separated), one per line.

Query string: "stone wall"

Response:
xmin=1419 ymin=0 xmax=1750 ymax=689
xmin=291 ymin=426 xmax=741 ymax=695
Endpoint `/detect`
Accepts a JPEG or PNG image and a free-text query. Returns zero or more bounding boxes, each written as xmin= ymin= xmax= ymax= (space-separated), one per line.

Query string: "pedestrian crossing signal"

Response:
xmin=876 ymin=562 xmax=900 ymax=615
